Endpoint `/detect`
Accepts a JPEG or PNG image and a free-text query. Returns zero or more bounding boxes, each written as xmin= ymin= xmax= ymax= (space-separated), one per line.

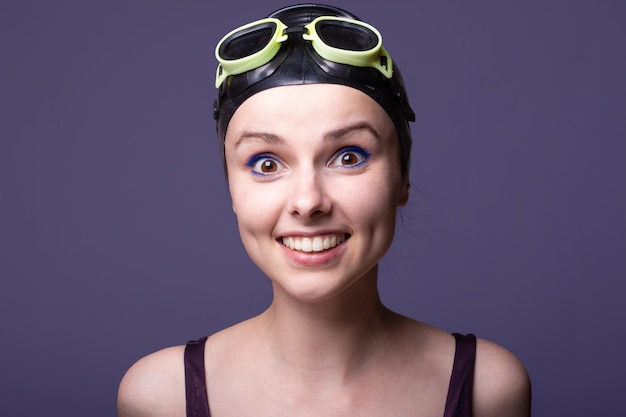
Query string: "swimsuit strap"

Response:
xmin=184 ymin=336 xmax=211 ymax=417
xmin=443 ymin=333 xmax=477 ymax=417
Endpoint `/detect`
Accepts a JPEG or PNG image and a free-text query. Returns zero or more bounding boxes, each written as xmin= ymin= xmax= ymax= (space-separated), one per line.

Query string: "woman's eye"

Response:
xmin=246 ymin=155 xmax=283 ymax=176
xmin=329 ymin=146 xmax=371 ymax=168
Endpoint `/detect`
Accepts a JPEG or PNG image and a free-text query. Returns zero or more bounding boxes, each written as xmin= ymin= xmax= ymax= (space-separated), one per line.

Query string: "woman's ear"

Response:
xmin=397 ymin=177 xmax=410 ymax=207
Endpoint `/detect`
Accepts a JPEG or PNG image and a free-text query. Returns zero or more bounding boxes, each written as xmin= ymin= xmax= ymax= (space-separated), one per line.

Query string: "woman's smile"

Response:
xmin=280 ymin=233 xmax=349 ymax=253
xmin=277 ymin=232 xmax=351 ymax=267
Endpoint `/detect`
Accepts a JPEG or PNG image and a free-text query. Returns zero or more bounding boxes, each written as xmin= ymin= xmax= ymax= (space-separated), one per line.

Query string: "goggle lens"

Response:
xmin=315 ymin=20 xmax=378 ymax=52
xmin=219 ymin=22 xmax=278 ymax=60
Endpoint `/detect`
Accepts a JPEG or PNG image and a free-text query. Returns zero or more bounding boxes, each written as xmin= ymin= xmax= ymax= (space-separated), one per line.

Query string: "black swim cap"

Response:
xmin=213 ymin=3 xmax=415 ymax=172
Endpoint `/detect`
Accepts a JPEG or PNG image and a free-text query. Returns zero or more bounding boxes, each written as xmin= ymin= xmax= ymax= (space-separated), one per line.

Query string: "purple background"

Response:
xmin=1 ymin=1 xmax=624 ymax=415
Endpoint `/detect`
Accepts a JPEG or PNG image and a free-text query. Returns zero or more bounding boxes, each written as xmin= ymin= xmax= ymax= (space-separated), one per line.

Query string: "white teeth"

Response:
xmin=281 ymin=234 xmax=346 ymax=253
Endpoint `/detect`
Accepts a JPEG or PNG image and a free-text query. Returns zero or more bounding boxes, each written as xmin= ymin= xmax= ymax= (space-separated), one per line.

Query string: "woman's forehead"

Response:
xmin=226 ymin=84 xmax=394 ymax=138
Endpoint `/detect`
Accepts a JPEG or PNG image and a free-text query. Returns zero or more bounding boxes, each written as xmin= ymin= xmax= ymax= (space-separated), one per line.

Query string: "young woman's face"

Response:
xmin=224 ymin=84 xmax=409 ymax=303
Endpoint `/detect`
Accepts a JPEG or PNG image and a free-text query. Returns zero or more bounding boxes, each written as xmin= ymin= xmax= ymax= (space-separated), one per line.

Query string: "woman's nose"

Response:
xmin=286 ymin=169 xmax=331 ymax=220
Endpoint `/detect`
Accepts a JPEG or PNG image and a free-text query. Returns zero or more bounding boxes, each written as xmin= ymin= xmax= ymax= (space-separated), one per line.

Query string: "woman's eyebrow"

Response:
xmin=324 ymin=122 xmax=382 ymax=142
xmin=234 ymin=122 xmax=380 ymax=148
xmin=234 ymin=132 xmax=285 ymax=148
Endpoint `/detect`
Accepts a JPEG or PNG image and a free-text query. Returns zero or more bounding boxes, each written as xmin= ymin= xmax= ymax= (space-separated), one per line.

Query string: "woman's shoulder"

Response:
xmin=117 ymin=344 xmax=187 ymax=417
xmin=115 ymin=325 xmax=245 ymax=417
xmin=473 ymin=337 xmax=532 ymax=417
xmin=402 ymin=320 xmax=531 ymax=416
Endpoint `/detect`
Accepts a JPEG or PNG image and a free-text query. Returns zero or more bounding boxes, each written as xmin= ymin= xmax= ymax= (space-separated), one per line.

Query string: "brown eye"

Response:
xmin=329 ymin=146 xmax=371 ymax=169
xmin=260 ymin=159 xmax=278 ymax=172
xmin=249 ymin=155 xmax=284 ymax=176
xmin=341 ymin=153 xmax=359 ymax=166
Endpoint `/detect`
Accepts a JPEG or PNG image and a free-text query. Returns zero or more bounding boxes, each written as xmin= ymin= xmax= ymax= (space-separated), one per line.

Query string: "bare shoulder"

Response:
xmin=117 ymin=345 xmax=187 ymax=417
xmin=474 ymin=337 xmax=532 ymax=417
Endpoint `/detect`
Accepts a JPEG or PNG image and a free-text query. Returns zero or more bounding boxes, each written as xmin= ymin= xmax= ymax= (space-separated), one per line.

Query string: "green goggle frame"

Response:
xmin=215 ymin=16 xmax=393 ymax=88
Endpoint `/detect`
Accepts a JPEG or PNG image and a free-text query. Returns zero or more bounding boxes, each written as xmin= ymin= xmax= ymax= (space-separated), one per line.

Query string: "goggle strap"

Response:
xmin=373 ymin=47 xmax=393 ymax=79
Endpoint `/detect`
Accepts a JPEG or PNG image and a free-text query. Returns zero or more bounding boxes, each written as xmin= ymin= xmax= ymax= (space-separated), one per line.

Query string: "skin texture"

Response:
xmin=117 ymin=84 xmax=531 ymax=417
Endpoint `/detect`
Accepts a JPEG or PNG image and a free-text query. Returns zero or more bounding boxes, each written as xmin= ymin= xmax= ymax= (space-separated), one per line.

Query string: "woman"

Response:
xmin=117 ymin=4 xmax=531 ymax=417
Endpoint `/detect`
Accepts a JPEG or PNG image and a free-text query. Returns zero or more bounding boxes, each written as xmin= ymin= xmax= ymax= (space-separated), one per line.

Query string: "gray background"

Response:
xmin=1 ymin=1 xmax=624 ymax=415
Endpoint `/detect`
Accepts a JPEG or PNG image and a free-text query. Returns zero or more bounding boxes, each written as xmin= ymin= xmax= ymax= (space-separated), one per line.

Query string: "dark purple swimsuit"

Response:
xmin=184 ymin=333 xmax=476 ymax=417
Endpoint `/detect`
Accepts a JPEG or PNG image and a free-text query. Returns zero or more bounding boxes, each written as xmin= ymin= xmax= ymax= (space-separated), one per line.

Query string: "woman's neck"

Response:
xmin=254 ymin=269 xmax=399 ymax=382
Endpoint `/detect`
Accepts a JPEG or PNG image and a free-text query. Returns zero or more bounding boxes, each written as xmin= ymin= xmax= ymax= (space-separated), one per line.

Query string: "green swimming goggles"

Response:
xmin=215 ymin=16 xmax=393 ymax=88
